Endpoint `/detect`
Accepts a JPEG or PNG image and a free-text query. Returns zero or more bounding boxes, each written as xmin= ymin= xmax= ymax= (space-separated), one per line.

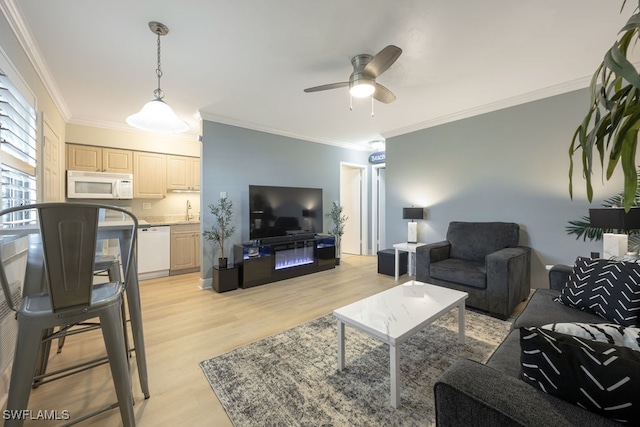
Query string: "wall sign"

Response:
xmin=368 ymin=151 xmax=386 ymax=164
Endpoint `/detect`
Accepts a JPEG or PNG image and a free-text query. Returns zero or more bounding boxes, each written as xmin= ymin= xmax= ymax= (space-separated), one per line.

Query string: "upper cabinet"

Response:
xmin=65 ymin=143 xmax=201 ymax=199
xmin=103 ymin=148 xmax=134 ymax=173
xmin=66 ymin=144 xmax=101 ymax=171
xmin=167 ymin=155 xmax=200 ymax=191
xmin=134 ymin=152 xmax=166 ymax=198
xmin=67 ymin=144 xmax=133 ymax=173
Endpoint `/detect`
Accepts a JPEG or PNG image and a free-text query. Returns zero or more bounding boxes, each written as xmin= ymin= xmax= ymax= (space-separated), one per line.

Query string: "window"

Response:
xmin=0 ymin=68 xmax=38 ymax=223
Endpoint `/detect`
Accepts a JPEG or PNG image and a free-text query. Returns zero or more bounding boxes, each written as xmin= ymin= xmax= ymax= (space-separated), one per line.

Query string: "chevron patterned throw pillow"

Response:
xmin=555 ymin=258 xmax=640 ymax=327
xmin=521 ymin=326 xmax=640 ymax=424
xmin=541 ymin=322 xmax=640 ymax=351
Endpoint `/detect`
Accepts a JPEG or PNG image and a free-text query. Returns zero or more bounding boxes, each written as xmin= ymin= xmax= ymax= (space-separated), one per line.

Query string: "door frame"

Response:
xmin=371 ymin=163 xmax=386 ymax=254
xmin=339 ymin=162 xmax=368 ymax=255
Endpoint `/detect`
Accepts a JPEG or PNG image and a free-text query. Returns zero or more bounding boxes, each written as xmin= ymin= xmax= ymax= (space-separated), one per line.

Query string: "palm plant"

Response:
xmin=570 ymin=0 xmax=640 ymax=211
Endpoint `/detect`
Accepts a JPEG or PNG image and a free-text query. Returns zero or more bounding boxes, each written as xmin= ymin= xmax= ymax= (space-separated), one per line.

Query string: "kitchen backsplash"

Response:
xmin=130 ymin=192 xmax=200 ymax=223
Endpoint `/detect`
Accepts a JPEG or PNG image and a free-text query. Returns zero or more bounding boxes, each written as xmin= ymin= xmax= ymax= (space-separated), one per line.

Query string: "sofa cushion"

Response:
xmin=430 ymin=258 xmax=486 ymax=289
xmin=520 ymin=326 xmax=640 ymax=425
xmin=513 ymin=288 xmax=605 ymax=330
xmin=555 ymin=258 xmax=640 ymax=327
xmin=446 ymin=221 xmax=519 ymax=262
xmin=486 ymin=329 xmax=522 ymax=379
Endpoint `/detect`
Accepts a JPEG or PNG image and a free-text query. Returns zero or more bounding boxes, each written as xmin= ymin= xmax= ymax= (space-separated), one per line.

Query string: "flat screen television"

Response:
xmin=249 ymin=185 xmax=323 ymax=240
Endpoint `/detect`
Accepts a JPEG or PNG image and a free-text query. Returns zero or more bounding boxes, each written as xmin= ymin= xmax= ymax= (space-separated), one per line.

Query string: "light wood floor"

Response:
xmin=19 ymin=255 xmax=410 ymax=426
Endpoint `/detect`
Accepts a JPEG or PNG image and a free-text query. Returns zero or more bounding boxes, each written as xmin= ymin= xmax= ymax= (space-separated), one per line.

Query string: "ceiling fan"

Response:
xmin=304 ymin=45 xmax=402 ymax=104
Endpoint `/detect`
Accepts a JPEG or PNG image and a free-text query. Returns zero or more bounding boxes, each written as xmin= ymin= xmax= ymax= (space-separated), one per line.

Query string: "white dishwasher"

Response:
xmin=137 ymin=226 xmax=171 ymax=280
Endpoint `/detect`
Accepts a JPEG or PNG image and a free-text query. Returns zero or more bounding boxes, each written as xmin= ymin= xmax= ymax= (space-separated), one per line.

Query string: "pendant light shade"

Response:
xmin=127 ymin=21 xmax=188 ymax=134
xmin=126 ymin=98 xmax=188 ymax=134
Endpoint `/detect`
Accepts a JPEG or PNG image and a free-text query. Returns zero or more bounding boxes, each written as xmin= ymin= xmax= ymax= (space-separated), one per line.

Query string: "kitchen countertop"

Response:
xmin=138 ymin=215 xmax=200 ymax=227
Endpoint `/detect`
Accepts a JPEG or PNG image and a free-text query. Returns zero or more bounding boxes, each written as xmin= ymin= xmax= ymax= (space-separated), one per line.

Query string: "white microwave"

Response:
xmin=67 ymin=170 xmax=133 ymax=200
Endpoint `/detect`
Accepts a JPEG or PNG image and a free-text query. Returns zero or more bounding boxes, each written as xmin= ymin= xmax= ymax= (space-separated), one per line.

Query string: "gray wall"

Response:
xmin=385 ymin=88 xmax=629 ymax=289
xmin=201 ymin=121 xmax=369 ymax=281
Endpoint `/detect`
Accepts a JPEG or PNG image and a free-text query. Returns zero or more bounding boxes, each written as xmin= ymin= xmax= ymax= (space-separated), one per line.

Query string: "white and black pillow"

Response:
xmin=520 ymin=326 xmax=640 ymax=425
xmin=555 ymin=258 xmax=640 ymax=327
xmin=541 ymin=322 xmax=640 ymax=351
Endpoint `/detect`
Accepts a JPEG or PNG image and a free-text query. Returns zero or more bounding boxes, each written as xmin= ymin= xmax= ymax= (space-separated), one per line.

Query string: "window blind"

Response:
xmin=0 ymin=67 xmax=37 ymax=376
xmin=0 ymin=68 xmax=38 ymax=219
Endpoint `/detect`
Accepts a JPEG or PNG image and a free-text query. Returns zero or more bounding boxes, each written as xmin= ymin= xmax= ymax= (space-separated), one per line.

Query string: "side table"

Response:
xmin=392 ymin=242 xmax=427 ymax=281
xmin=213 ymin=266 xmax=238 ymax=293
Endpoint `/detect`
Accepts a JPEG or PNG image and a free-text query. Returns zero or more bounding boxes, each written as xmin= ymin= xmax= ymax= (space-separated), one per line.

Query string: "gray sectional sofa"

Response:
xmin=433 ymin=265 xmax=622 ymax=426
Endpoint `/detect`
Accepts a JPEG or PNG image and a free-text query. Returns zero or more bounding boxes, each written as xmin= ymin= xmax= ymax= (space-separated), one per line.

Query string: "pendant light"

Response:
xmin=127 ymin=21 xmax=188 ymax=134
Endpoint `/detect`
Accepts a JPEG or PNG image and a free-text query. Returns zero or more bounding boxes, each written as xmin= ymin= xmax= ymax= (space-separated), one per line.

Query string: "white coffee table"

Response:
xmin=333 ymin=281 xmax=468 ymax=408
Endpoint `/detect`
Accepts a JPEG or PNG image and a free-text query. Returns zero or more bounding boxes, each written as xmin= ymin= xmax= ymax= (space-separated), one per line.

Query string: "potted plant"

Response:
xmin=326 ymin=201 xmax=348 ymax=265
xmin=570 ymin=0 xmax=640 ymax=211
xmin=203 ymin=195 xmax=236 ymax=268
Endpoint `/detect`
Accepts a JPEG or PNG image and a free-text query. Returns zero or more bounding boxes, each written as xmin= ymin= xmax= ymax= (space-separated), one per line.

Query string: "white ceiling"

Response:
xmin=3 ymin=0 xmax=635 ymax=150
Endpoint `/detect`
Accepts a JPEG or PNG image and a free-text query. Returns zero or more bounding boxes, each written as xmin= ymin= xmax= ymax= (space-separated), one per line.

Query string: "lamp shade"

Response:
xmin=589 ymin=207 xmax=640 ymax=230
xmin=126 ymin=98 xmax=189 ymax=134
xmin=403 ymin=207 xmax=424 ymax=220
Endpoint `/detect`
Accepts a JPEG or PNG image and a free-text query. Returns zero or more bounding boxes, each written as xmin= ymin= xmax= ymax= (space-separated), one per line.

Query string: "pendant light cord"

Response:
xmin=154 ymin=31 xmax=164 ymax=100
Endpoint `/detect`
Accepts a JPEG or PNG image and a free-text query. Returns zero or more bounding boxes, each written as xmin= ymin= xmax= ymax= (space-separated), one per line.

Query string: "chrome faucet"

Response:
xmin=186 ymin=199 xmax=193 ymax=222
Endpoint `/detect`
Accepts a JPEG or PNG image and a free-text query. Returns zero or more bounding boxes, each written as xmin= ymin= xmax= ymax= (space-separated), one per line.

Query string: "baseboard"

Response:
xmin=199 ymin=277 xmax=212 ymax=290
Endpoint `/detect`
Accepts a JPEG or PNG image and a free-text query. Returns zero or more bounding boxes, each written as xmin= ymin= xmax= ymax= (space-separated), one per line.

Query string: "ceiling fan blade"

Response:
xmin=373 ymin=83 xmax=396 ymax=104
xmin=364 ymin=45 xmax=402 ymax=78
xmin=303 ymin=82 xmax=349 ymax=93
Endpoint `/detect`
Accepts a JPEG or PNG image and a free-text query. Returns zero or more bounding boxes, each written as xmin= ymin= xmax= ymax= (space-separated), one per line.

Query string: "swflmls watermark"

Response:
xmin=3 ymin=409 xmax=70 ymax=421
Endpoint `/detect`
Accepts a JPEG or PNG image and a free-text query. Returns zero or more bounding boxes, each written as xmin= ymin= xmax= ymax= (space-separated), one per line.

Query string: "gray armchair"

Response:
xmin=416 ymin=221 xmax=531 ymax=319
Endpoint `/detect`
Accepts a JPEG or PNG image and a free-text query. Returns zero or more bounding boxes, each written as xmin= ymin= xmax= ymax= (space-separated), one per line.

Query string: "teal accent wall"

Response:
xmin=385 ymin=88 xmax=630 ymax=289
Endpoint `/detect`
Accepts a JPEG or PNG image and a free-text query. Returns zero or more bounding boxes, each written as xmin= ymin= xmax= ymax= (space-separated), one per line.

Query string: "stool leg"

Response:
xmin=6 ymin=320 xmax=44 ymax=427
xmin=100 ymin=301 xmax=135 ymax=427
xmin=126 ymin=271 xmax=150 ymax=399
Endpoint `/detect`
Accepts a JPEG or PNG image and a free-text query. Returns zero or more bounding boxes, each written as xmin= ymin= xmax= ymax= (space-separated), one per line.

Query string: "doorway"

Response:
xmin=340 ymin=163 xmax=368 ymax=255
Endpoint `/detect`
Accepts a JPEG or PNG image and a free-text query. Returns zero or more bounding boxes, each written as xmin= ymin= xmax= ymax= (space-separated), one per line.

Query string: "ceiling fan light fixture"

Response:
xmin=349 ymin=79 xmax=376 ymax=98
xmin=126 ymin=98 xmax=189 ymax=134
xmin=127 ymin=21 xmax=188 ymax=134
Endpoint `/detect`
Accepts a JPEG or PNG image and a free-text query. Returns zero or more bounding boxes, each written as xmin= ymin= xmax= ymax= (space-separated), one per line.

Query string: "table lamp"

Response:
xmin=589 ymin=207 xmax=640 ymax=259
xmin=403 ymin=207 xmax=424 ymax=244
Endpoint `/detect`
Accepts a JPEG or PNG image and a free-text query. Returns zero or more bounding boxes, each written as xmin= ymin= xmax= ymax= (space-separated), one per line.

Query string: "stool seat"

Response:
xmin=377 ymin=249 xmax=408 ymax=276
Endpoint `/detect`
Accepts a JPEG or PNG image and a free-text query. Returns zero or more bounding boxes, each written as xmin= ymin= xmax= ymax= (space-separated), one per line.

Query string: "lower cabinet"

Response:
xmin=170 ymin=223 xmax=201 ymax=274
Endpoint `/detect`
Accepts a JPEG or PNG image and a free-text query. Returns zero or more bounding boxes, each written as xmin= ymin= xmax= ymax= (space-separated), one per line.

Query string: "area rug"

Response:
xmin=200 ymin=310 xmax=511 ymax=427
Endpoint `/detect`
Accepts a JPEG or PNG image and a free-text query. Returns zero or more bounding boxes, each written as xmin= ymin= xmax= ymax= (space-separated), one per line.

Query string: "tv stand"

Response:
xmin=233 ymin=235 xmax=335 ymax=288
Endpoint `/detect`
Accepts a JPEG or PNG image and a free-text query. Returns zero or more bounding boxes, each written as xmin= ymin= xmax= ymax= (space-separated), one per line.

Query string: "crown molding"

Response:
xmin=383 ymin=76 xmax=594 ymax=139
xmin=67 ymin=116 xmax=200 ymax=142
xmin=198 ymin=111 xmax=370 ymax=151
xmin=0 ymin=0 xmax=71 ymax=121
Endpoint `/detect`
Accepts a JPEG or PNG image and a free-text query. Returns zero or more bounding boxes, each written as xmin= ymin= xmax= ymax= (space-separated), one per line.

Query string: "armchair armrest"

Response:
xmin=435 ymin=358 xmax=617 ymax=427
xmin=416 ymin=241 xmax=450 ymax=282
xmin=485 ymin=246 xmax=531 ymax=318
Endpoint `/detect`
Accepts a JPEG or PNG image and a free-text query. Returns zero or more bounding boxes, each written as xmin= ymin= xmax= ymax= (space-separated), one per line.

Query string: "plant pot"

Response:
xmin=218 ymin=257 xmax=228 ymax=269
xmin=335 ymin=257 xmax=340 ymax=266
